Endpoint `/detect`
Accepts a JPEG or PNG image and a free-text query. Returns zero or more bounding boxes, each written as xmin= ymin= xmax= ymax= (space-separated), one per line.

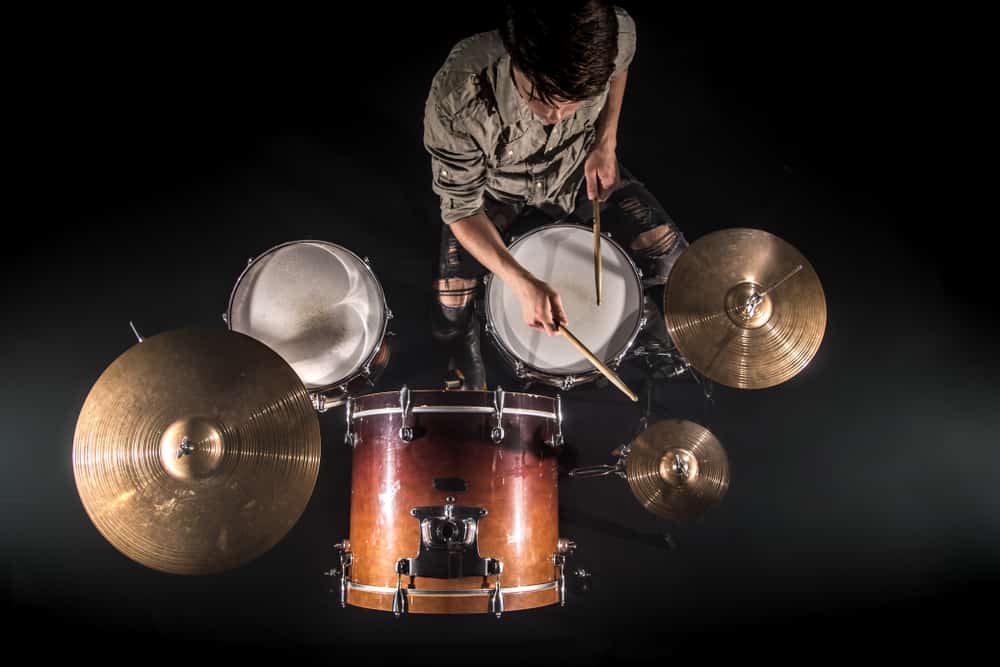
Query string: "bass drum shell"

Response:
xmin=346 ymin=389 xmax=561 ymax=614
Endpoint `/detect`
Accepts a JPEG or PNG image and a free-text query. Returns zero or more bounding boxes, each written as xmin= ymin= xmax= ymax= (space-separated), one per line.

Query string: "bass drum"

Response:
xmin=335 ymin=388 xmax=575 ymax=615
xmin=226 ymin=240 xmax=391 ymax=411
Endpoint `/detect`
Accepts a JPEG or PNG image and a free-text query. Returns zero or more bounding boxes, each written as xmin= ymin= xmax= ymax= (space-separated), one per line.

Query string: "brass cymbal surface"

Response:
xmin=625 ymin=419 xmax=730 ymax=521
xmin=72 ymin=328 xmax=321 ymax=575
xmin=664 ymin=228 xmax=826 ymax=389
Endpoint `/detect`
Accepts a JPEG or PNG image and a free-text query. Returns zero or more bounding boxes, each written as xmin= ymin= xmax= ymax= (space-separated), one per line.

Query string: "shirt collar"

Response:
xmin=495 ymin=52 xmax=527 ymax=127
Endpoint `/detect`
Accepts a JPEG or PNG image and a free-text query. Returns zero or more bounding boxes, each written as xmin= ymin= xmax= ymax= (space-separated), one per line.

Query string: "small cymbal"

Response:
xmin=664 ymin=228 xmax=826 ymax=389
xmin=625 ymin=420 xmax=729 ymax=521
xmin=72 ymin=328 xmax=321 ymax=575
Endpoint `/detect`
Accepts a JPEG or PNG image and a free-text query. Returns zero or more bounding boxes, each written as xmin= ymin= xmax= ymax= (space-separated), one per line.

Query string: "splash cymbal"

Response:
xmin=72 ymin=328 xmax=321 ymax=575
xmin=664 ymin=228 xmax=826 ymax=389
xmin=625 ymin=419 xmax=729 ymax=521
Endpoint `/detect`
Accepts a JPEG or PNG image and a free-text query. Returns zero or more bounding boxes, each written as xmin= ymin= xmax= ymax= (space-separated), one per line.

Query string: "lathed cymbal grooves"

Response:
xmin=664 ymin=228 xmax=826 ymax=389
xmin=72 ymin=328 xmax=321 ymax=575
xmin=625 ymin=419 xmax=730 ymax=521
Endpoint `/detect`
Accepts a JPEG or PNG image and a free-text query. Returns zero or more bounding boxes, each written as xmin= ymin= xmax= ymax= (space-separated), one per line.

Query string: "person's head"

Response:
xmin=499 ymin=0 xmax=619 ymax=124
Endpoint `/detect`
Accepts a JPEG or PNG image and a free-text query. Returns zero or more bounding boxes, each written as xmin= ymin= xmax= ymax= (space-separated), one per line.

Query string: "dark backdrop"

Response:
xmin=5 ymin=4 xmax=994 ymax=663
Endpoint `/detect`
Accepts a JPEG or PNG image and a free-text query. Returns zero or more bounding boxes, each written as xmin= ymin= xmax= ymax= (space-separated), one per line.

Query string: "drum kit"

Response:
xmin=73 ymin=226 xmax=826 ymax=617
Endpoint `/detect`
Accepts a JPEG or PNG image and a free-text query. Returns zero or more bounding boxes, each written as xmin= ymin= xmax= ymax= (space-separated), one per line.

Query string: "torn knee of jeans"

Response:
xmin=630 ymin=225 xmax=679 ymax=260
xmin=446 ymin=238 xmax=461 ymax=270
xmin=616 ymin=195 xmax=652 ymax=227
xmin=436 ymin=277 xmax=477 ymax=309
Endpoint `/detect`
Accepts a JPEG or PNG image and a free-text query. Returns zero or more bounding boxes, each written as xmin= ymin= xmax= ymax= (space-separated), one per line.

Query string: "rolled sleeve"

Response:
xmin=423 ymin=102 xmax=487 ymax=225
xmin=613 ymin=7 xmax=636 ymax=78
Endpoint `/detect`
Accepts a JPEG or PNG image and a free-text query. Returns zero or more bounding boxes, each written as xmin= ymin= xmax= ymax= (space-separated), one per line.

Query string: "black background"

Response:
xmin=5 ymin=4 xmax=995 ymax=663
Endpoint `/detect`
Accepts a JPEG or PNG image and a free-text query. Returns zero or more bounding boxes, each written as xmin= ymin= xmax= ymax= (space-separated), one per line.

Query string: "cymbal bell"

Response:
xmin=625 ymin=419 xmax=729 ymax=521
xmin=664 ymin=228 xmax=826 ymax=389
xmin=72 ymin=328 xmax=321 ymax=575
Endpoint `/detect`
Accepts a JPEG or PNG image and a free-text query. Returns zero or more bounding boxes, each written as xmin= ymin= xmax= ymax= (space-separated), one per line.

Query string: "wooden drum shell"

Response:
xmin=345 ymin=390 xmax=561 ymax=614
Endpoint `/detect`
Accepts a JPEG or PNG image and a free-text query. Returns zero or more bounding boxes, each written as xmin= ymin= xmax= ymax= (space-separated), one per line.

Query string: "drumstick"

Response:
xmin=557 ymin=324 xmax=637 ymax=402
xmin=592 ymin=198 xmax=602 ymax=306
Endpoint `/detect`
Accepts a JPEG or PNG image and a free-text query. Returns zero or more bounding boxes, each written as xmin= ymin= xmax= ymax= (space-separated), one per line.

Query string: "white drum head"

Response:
xmin=228 ymin=241 xmax=386 ymax=390
xmin=487 ymin=225 xmax=643 ymax=376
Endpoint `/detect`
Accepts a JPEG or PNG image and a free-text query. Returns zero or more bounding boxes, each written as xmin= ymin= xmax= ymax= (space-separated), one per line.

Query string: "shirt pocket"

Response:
xmin=491 ymin=125 xmax=530 ymax=166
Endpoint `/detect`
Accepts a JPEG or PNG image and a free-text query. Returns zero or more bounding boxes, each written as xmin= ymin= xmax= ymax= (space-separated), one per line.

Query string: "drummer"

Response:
xmin=426 ymin=1 xmax=686 ymax=389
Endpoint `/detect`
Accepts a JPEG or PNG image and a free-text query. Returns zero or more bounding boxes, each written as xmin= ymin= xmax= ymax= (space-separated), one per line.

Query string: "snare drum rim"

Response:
xmin=226 ymin=239 xmax=391 ymax=396
xmin=484 ymin=223 xmax=645 ymax=385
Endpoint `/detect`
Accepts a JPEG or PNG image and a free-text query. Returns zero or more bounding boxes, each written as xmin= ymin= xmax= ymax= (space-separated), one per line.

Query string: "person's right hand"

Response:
xmin=515 ymin=275 xmax=568 ymax=336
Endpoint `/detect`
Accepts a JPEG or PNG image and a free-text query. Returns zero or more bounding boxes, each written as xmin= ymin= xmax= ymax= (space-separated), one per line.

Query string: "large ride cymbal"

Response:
xmin=625 ymin=420 xmax=729 ymax=521
xmin=664 ymin=228 xmax=826 ymax=389
xmin=72 ymin=328 xmax=321 ymax=575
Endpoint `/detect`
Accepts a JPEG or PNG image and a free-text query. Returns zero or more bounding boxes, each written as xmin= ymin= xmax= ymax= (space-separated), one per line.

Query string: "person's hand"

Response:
xmin=584 ymin=141 xmax=618 ymax=202
xmin=515 ymin=274 xmax=568 ymax=336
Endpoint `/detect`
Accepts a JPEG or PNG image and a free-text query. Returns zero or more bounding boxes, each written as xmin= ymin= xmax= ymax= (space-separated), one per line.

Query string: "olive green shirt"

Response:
xmin=423 ymin=7 xmax=637 ymax=225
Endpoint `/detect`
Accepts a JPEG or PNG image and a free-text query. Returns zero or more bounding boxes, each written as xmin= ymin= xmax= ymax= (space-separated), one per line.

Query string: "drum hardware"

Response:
xmin=553 ymin=538 xmax=577 ymax=606
xmin=344 ymin=396 xmax=357 ymax=448
xmin=544 ymin=394 xmax=564 ymax=448
xmin=663 ymin=228 xmax=826 ymax=389
xmin=72 ymin=328 xmax=321 ymax=575
xmin=128 ymin=320 xmax=144 ymax=343
xmin=404 ymin=503 xmax=492 ymax=578
xmin=399 ymin=385 xmax=416 ymax=441
xmin=491 ymin=387 xmax=505 ymax=443
xmin=330 ymin=540 xmax=353 ymax=608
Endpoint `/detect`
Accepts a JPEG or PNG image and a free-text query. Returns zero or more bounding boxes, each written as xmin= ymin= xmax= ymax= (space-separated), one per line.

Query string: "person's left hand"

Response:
xmin=584 ymin=141 xmax=618 ymax=202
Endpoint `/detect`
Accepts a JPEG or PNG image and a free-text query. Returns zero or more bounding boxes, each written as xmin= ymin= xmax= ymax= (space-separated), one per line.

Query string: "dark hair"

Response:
xmin=499 ymin=1 xmax=619 ymax=105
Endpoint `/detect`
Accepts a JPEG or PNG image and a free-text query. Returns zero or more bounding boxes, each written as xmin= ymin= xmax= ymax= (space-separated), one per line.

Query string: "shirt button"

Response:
xmin=507 ymin=150 xmax=514 ymax=156
xmin=535 ymin=181 xmax=542 ymax=188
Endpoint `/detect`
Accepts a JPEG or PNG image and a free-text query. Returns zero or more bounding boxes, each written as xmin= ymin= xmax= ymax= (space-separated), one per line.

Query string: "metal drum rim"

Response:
xmin=225 ymin=238 xmax=390 ymax=395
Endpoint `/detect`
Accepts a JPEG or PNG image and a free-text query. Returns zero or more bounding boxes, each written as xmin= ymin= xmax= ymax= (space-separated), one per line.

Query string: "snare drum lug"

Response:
xmin=491 ymin=387 xmax=505 ymax=444
xmin=386 ymin=308 xmax=394 ymax=320
xmin=363 ymin=256 xmax=371 ymax=265
xmin=333 ymin=540 xmax=353 ymax=609
xmin=513 ymin=360 xmax=526 ymax=379
xmin=560 ymin=375 xmax=578 ymax=391
xmin=247 ymin=256 xmax=254 ymax=266
xmin=220 ymin=312 xmax=228 ymax=325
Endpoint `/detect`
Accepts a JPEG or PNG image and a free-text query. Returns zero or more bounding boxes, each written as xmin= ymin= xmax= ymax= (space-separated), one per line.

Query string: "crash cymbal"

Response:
xmin=625 ymin=419 xmax=729 ymax=521
xmin=664 ymin=228 xmax=826 ymax=389
xmin=72 ymin=328 xmax=321 ymax=575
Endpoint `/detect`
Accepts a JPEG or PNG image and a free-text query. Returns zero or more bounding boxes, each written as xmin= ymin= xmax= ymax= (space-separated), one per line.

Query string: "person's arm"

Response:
xmin=450 ymin=211 xmax=567 ymax=336
xmin=585 ymin=70 xmax=628 ymax=201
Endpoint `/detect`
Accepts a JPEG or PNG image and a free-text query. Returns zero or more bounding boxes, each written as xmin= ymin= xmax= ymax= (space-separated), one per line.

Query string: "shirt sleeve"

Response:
xmin=613 ymin=7 xmax=637 ymax=78
xmin=423 ymin=100 xmax=487 ymax=225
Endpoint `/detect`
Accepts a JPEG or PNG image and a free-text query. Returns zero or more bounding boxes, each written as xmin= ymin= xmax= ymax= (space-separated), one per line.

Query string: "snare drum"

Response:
xmin=485 ymin=224 xmax=645 ymax=389
xmin=334 ymin=388 xmax=574 ymax=616
xmin=226 ymin=240 xmax=391 ymax=411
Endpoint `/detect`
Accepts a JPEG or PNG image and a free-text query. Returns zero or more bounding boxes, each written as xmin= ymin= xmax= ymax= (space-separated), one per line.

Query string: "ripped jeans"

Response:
xmin=431 ymin=163 xmax=687 ymax=365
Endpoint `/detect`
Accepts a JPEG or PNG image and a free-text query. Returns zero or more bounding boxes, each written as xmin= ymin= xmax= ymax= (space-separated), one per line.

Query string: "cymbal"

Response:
xmin=72 ymin=328 xmax=321 ymax=575
xmin=625 ymin=420 xmax=729 ymax=521
xmin=663 ymin=228 xmax=826 ymax=389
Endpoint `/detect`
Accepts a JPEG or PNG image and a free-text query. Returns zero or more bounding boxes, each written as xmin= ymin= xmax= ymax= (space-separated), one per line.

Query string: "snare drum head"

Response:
xmin=228 ymin=241 xmax=386 ymax=390
xmin=487 ymin=225 xmax=643 ymax=375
